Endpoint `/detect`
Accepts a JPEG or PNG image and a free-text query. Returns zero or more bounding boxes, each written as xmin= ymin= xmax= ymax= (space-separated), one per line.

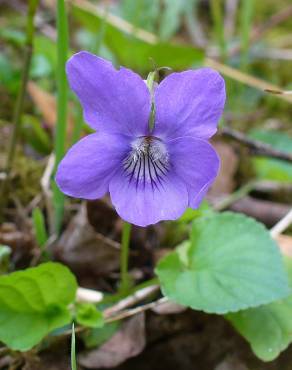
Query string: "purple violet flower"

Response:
xmin=56 ymin=52 xmax=226 ymax=227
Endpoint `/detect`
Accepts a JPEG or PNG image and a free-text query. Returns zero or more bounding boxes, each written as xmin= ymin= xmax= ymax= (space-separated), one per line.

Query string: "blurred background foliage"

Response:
xmin=0 ymin=0 xmax=292 ymax=369
xmin=1 ymin=0 xmax=292 ymax=156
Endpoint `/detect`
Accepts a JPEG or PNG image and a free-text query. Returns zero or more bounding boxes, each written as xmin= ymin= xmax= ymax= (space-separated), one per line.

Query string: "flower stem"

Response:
xmin=214 ymin=181 xmax=256 ymax=211
xmin=120 ymin=222 xmax=132 ymax=294
xmin=146 ymin=71 xmax=157 ymax=131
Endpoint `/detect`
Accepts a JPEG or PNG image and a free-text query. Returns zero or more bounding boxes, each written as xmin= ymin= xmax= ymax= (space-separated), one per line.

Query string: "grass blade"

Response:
xmin=239 ymin=0 xmax=254 ymax=70
xmin=53 ymin=0 xmax=69 ymax=234
xmin=210 ymin=0 xmax=227 ymax=61
xmin=71 ymin=323 xmax=77 ymax=370
xmin=32 ymin=207 xmax=48 ymax=249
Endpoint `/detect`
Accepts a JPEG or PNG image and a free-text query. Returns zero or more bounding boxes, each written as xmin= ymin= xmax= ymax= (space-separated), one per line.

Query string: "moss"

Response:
xmin=10 ymin=154 xmax=44 ymax=205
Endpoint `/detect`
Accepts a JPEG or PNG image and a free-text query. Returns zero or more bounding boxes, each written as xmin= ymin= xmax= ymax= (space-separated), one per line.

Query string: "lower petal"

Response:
xmin=56 ymin=133 xmax=129 ymax=200
xmin=167 ymin=137 xmax=220 ymax=208
xmin=109 ymin=169 xmax=188 ymax=227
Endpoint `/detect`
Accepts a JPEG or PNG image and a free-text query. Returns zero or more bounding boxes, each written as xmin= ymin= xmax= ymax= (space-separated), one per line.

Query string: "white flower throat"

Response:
xmin=123 ymin=136 xmax=169 ymax=188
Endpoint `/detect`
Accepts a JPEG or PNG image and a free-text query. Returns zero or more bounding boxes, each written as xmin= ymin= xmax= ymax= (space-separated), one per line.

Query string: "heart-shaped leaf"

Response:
xmin=156 ymin=212 xmax=289 ymax=314
xmin=0 ymin=262 xmax=77 ymax=351
xmin=227 ymin=258 xmax=292 ymax=361
xmin=76 ymin=303 xmax=104 ymax=328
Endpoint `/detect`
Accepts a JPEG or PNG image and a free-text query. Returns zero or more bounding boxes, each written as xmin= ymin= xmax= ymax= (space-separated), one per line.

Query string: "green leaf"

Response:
xmin=22 ymin=115 xmax=52 ymax=155
xmin=0 ymin=246 xmax=11 ymax=275
xmin=227 ymin=258 xmax=292 ymax=361
xmin=249 ymin=130 xmax=292 ymax=182
xmin=178 ymin=201 xmax=211 ymax=223
xmin=34 ymin=36 xmax=57 ymax=73
xmin=32 ymin=207 xmax=49 ymax=249
xmin=159 ymin=0 xmax=186 ymax=40
xmin=0 ymin=262 xmax=77 ymax=351
xmin=119 ymin=0 xmax=160 ymax=33
xmin=0 ymin=28 xmax=26 ymax=46
xmin=31 ymin=54 xmax=52 ymax=78
xmin=82 ymin=321 xmax=121 ymax=349
xmin=0 ymin=53 xmax=20 ymax=93
xmin=76 ymin=303 xmax=104 ymax=328
xmin=156 ymin=212 xmax=289 ymax=314
xmin=71 ymin=5 xmax=204 ymax=73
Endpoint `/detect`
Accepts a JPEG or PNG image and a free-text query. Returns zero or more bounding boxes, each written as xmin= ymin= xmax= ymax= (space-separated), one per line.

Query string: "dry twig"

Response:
xmin=104 ymin=285 xmax=160 ymax=317
xmin=221 ymin=127 xmax=292 ymax=163
xmin=270 ymin=209 xmax=292 ymax=238
xmin=105 ymin=297 xmax=168 ymax=323
xmin=40 ymin=154 xmax=55 ymax=235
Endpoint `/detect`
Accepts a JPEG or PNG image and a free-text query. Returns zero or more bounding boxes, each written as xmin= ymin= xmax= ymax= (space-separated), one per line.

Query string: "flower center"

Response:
xmin=123 ymin=136 xmax=169 ymax=189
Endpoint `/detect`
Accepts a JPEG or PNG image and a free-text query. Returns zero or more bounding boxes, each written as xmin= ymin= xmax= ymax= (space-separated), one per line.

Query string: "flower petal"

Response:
xmin=153 ymin=68 xmax=226 ymax=140
xmin=168 ymin=137 xmax=220 ymax=208
xmin=109 ymin=169 xmax=188 ymax=227
xmin=56 ymin=133 xmax=129 ymax=200
xmin=66 ymin=51 xmax=151 ymax=136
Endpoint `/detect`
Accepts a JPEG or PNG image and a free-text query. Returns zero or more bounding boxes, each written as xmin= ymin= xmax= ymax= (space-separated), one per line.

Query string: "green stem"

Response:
xmin=53 ymin=0 xmax=69 ymax=234
xmin=239 ymin=0 xmax=254 ymax=71
xmin=214 ymin=181 xmax=256 ymax=211
xmin=71 ymin=323 xmax=77 ymax=370
xmin=120 ymin=222 xmax=132 ymax=294
xmin=0 ymin=0 xmax=39 ymax=207
xmin=146 ymin=71 xmax=157 ymax=131
xmin=210 ymin=0 xmax=227 ymax=62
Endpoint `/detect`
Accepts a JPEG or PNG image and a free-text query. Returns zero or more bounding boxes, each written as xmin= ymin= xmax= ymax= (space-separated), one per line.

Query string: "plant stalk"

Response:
xmin=240 ymin=0 xmax=254 ymax=71
xmin=210 ymin=0 xmax=227 ymax=61
xmin=53 ymin=0 xmax=69 ymax=234
xmin=120 ymin=222 xmax=132 ymax=294
xmin=214 ymin=181 xmax=256 ymax=211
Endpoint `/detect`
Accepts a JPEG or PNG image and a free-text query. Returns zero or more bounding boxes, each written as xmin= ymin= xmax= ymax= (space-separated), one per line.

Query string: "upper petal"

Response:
xmin=66 ymin=51 xmax=151 ymax=136
xmin=109 ymin=168 xmax=188 ymax=227
xmin=168 ymin=137 xmax=220 ymax=208
xmin=153 ymin=68 xmax=226 ymax=140
xmin=56 ymin=132 xmax=129 ymax=200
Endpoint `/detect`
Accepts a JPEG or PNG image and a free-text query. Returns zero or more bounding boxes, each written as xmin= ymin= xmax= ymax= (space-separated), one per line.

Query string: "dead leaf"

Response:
xmin=28 ymin=82 xmax=57 ymax=128
xmin=0 ymin=355 xmax=12 ymax=368
xmin=27 ymin=81 xmax=74 ymax=135
xmin=230 ymin=196 xmax=291 ymax=227
xmin=87 ymin=198 xmax=160 ymax=253
xmin=53 ymin=204 xmax=120 ymax=277
xmin=87 ymin=198 xmax=119 ymax=236
xmin=0 ymin=223 xmax=33 ymax=267
xmin=209 ymin=140 xmax=238 ymax=197
xmin=215 ymin=356 xmax=249 ymax=370
xmin=79 ymin=313 xmax=146 ymax=369
xmin=153 ymin=248 xmax=171 ymax=265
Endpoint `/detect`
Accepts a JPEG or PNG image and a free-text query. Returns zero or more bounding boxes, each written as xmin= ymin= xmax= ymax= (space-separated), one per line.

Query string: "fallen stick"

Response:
xmin=229 ymin=196 xmax=291 ymax=227
xmin=104 ymin=285 xmax=160 ymax=317
xmin=221 ymin=127 xmax=292 ymax=163
xmin=270 ymin=209 xmax=292 ymax=238
xmin=105 ymin=297 xmax=168 ymax=323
